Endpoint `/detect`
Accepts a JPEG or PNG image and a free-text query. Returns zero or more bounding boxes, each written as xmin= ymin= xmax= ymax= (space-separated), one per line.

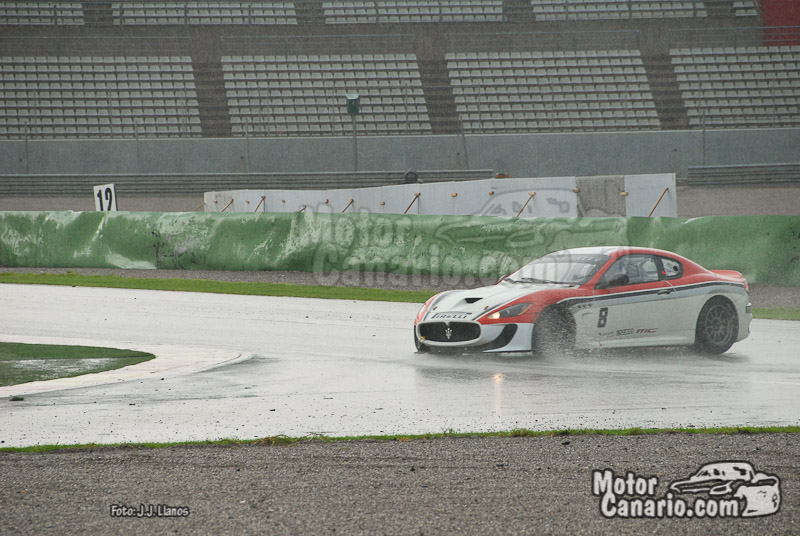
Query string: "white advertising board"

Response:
xmin=204 ymin=174 xmax=677 ymax=218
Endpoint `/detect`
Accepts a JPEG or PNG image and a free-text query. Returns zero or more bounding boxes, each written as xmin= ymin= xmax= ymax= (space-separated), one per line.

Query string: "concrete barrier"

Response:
xmin=0 ymin=211 xmax=798 ymax=286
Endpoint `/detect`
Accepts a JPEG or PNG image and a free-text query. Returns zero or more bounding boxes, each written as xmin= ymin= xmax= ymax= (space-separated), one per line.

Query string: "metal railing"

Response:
xmin=686 ymin=162 xmax=800 ymax=185
xmin=0 ymin=0 xmax=763 ymax=27
xmin=0 ymin=169 xmax=493 ymax=196
xmin=444 ymin=29 xmax=641 ymax=54
xmin=0 ymin=36 xmax=191 ymax=56
xmin=669 ymin=26 xmax=800 ymax=49
xmin=220 ymin=33 xmax=418 ymax=57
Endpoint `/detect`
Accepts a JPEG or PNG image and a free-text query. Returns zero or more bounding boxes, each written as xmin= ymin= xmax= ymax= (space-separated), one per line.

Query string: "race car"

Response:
xmin=414 ymin=246 xmax=752 ymax=355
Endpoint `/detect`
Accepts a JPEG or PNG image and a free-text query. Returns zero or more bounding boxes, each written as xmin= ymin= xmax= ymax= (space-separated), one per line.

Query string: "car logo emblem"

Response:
xmin=445 ymin=326 xmax=453 ymax=340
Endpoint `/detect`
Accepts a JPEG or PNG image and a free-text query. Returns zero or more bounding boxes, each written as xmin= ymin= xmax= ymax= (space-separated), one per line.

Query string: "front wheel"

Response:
xmin=414 ymin=329 xmax=430 ymax=353
xmin=532 ymin=307 xmax=575 ymax=357
xmin=693 ymin=297 xmax=738 ymax=354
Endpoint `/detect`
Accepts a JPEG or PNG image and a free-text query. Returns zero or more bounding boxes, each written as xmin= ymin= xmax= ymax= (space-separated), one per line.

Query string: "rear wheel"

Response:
xmin=693 ymin=297 xmax=738 ymax=354
xmin=532 ymin=307 xmax=575 ymax=357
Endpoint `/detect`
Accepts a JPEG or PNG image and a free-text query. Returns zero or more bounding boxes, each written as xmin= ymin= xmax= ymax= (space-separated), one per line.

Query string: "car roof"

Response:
xmin=552 ymin=246 xmax=683 ymax=258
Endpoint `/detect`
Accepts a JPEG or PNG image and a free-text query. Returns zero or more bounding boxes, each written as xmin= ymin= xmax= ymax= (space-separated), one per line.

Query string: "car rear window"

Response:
xmin=659 ymin=257 xmax=683 ymax=279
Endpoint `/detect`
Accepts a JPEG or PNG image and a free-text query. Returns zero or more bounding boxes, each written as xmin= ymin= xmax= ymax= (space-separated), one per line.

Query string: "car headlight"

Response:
xmin=415 ymin=293 xmax=442 ymax=323
xmin=485 ymin=302 xmax=534 ymax=320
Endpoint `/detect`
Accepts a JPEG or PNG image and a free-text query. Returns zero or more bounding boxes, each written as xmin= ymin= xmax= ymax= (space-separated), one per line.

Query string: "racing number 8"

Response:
xmin=597 ymin=307 xmax=609 ymax=328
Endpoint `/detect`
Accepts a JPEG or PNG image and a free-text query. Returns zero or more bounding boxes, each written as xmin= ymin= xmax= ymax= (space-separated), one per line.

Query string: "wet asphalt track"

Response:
xmin=1 ymin=283 xmax=798 ymax=449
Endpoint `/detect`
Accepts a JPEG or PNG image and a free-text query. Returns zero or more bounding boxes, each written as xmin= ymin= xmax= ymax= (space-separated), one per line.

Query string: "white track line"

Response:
xmin=0 ymin=333 xmax=245 ymax=397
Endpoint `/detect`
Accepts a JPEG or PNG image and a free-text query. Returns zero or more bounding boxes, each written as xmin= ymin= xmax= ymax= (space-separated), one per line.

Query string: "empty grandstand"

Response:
xmin=448 ymin=48 xmax=660 ymax=133
xmin=0 ymin=52 xmax=201 ymax=138
xmin=222 ymin=51 xmax=430 ymax=136
xmin=113 ymin=2 xmax=298 ymax=25
xmin=0 ymin=0 xmax=798 ymax=197
xmin=1 ymin=0 xmax=795 ymax=140
xmin=672 ymin=44 xmax=800 ymax=128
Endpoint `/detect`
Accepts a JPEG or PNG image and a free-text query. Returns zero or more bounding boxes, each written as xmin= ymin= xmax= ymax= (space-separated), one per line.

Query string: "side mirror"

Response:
xmin=598 ymin=273 xmax=629 ymax=289
xmin=608 ymin=273 xmax=630 ymax=287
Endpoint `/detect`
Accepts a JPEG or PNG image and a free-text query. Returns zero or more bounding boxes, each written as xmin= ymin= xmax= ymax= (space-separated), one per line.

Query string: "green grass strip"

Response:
xmin=0 ymin=342 xmax=152 ymax=361
xmin=752 ymin=307 xmax=800 ymax=321
xmin=0 ymin=271 xmax=433 ymax=303
xmin=2 ymin=426 xmax=798 ymax=453
xmin=0 ymin=342 xmax=154 ymax=386
xmin=2 ymin=271 xmax=798 ymax=320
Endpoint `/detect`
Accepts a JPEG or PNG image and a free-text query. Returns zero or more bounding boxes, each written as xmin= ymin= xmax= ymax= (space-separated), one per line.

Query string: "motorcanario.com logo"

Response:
xmin=592 ymin=461 xmax=781 ymax=519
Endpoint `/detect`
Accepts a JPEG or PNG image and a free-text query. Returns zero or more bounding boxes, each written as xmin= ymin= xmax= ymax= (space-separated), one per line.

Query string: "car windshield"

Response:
xmin=505 ymin=253 xmax=610 ymax=285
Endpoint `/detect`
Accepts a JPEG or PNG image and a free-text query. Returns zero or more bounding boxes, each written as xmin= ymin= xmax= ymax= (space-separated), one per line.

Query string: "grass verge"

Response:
xmin=1 ymin=271 xmax=798 ymax=320
xmin=0 ymin=272 xmax=433 ymax=303
xmin=2 ymin=426 xmax=798 ymax=453
xmin=0 ymin=342 xmax=154 ymax=387
xmin=752 ymin=307 xmax=800 ymax=321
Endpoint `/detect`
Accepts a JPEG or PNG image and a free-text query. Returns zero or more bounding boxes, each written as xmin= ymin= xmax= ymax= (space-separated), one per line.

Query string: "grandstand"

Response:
xmin=0 ymin=0 xmax=798 ymax=198
xmin=0 ymin=52 xmax=201 ymax=138
xmin=222 ymin=52 xmax=430 ymax=136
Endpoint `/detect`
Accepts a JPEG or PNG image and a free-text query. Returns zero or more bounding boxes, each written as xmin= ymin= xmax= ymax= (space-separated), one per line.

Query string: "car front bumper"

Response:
xmin=415 ymin=321 xmax=533 ymax=353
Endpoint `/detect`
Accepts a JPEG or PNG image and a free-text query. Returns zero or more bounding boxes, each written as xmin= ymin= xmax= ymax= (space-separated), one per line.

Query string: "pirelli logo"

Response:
xmin=430 ymin=312 xmax=470 ymax=320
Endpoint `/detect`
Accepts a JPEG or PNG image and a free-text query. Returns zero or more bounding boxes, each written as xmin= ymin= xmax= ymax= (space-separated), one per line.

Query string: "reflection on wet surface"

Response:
xmin=1 ymin=284 xmax=797 ymax=447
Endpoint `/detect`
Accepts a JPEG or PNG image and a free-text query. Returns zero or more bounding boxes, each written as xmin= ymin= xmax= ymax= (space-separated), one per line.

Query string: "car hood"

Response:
xmin=422 ymin=281 xmax=569 ymax=322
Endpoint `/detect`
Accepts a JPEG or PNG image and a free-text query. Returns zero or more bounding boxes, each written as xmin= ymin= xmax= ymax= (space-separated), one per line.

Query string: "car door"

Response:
xmin=576 ymin=254 xmax=679 ymax=348
xmin=653 ymin=254 xmax=696 ymax=341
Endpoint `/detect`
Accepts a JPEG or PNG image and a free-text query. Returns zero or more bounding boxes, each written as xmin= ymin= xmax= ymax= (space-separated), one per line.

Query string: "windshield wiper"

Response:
xmin=508 ymin=277 xmax=567 ymax=284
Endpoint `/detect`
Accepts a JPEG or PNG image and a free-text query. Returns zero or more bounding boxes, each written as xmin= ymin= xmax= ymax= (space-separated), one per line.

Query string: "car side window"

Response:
xmin=600 ymin=254 xmax=661 ymax=287
xmin=659 ymin=257 xmax=683 ymax=280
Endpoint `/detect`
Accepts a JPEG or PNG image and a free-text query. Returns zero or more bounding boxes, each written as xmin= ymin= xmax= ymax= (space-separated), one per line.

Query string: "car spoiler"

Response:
xmin=710 ymin=269 xmax=747 ymax=288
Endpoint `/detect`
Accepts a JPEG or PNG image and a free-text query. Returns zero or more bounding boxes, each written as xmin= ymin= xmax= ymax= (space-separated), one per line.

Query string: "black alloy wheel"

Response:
xmin=693 ymin=297 xmax=738 ymax=354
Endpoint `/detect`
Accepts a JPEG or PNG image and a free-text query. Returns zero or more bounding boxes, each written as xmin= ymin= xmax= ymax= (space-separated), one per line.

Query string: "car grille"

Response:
xmin=419 ymin=322 xmax=481 ymax=343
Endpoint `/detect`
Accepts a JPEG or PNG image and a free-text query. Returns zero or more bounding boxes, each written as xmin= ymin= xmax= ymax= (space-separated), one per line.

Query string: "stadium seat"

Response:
xmin=447 ymin=48 xmax=660 ymax=133
xmin=671 ymin=45 xmax=800 ymax=129
xmin=221 ymin=53 xmax=432 ymax=136
xmin=0 ymin=54 xmax=203 ymax=138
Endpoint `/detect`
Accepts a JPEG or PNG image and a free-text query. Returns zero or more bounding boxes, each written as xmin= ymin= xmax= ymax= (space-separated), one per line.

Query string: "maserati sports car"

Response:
xmin=414 ymin=246 xmax=752 ymax=355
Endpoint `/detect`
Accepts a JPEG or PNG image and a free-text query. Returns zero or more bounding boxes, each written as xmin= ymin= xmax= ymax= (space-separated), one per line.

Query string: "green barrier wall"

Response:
xmin=0 ymin=211 xmax=798 ymax=286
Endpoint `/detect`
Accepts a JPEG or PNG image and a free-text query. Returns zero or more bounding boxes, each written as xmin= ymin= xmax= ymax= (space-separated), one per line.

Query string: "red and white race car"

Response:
xmin=414 ymin=246 xmax=752 ymax=355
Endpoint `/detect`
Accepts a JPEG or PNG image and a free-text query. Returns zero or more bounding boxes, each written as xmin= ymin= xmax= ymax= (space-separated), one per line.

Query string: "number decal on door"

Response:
xmin=597 ymin=307 xmax=609 ymax=328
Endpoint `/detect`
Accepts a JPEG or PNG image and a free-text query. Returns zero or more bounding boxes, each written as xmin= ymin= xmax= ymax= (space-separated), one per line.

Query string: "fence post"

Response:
xmin=515 ymin=192 xmax=536 ymax=218
xmin=647 ymin=187 xmax=670 ymax=217
xmin=403 ymin=193 xmax=421 ymax=215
